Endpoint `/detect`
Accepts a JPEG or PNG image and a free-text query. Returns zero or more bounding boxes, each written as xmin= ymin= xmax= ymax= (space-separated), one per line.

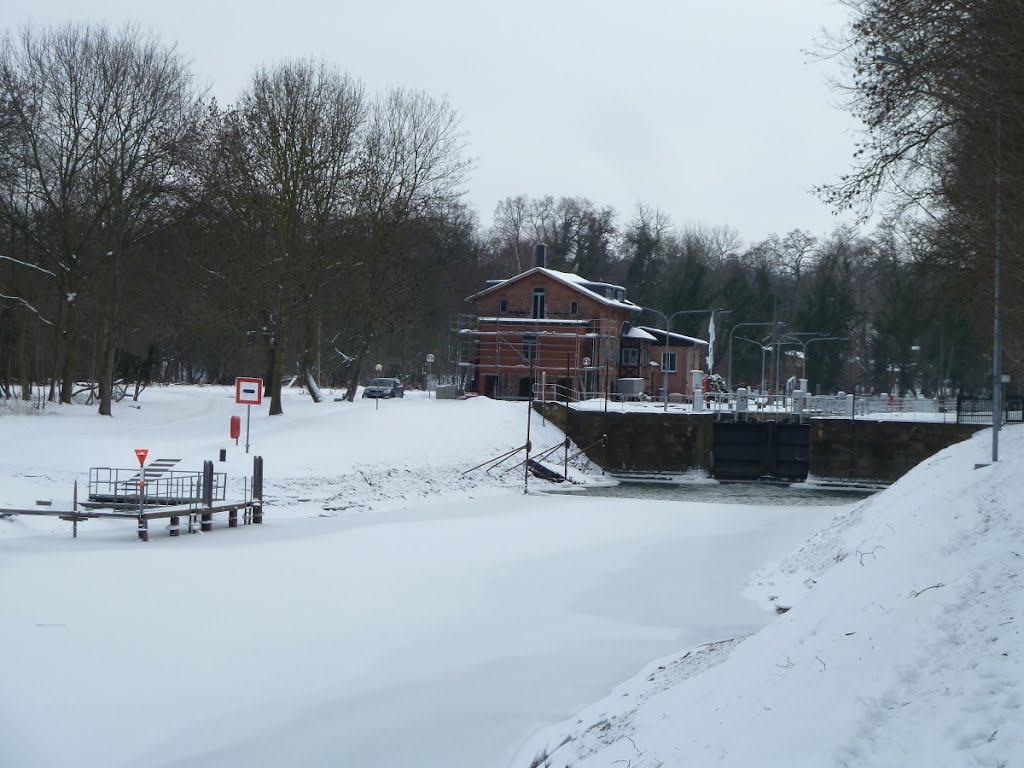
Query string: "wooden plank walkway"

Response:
xmin=0 ymin=500 xmax=263 ymax=541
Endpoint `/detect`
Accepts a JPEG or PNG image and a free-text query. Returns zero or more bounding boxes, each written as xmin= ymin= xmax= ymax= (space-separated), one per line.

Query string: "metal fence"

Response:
xmin=533 ymin=384 xmax=963 ymax=423
xmin=956 ymin=396 xmax=1024 ymax=425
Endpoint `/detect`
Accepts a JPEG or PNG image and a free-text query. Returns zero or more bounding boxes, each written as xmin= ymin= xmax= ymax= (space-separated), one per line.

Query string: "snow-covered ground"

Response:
xmin=1 ymin=387 xmax=1020 ymax=767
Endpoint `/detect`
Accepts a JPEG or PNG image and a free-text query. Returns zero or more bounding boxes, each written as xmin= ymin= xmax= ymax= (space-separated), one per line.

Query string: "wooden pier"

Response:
xmin=0 ymin=456 xmax=264 ymax=542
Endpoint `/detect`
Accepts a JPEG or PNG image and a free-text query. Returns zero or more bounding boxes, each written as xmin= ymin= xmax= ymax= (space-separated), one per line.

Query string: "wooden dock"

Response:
xmin=1 ymin=456 xmax=264 ymax=542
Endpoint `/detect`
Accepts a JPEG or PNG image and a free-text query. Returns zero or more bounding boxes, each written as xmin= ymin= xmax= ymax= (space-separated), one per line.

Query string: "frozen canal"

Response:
xmin=2 ymin=490 xmax=849 ymax=768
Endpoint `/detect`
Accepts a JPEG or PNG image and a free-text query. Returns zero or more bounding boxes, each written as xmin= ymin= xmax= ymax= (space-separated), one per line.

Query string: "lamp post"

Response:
xmin=993 ymin=109 xmax=1002 ymax=461
xmin=727 ymin=321 xmax=783 ymax=392
xmin=646 ymin=308 xmax=727 ymax=412
xmin=789 ymin=335 xmax=848 ymax=386
xmin=875 ymin=53 xmax=1001 ymax=461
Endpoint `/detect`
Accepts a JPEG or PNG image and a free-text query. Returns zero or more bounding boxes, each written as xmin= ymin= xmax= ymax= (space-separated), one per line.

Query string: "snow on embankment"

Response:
xmin=518 ymin=426 xmax=1023 ymax=768
xmin=0 ymin=388 xmax=598 ymax=523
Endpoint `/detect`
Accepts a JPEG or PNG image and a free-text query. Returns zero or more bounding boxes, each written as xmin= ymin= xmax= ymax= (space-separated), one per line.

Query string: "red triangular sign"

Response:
xmin=134 ymin=448 xmax=149 ymax=465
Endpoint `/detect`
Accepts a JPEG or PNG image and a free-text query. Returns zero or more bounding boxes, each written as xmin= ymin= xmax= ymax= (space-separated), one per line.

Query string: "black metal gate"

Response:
xmin=712 ymin=422 xmax=810 ymax=481
xmin=956 ymin=396 xmax=1024 ymax=424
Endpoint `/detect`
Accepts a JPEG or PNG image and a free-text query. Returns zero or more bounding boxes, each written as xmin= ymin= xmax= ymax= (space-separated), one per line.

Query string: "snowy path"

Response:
xmin=0 ymin=492 xmax=833 ymax=768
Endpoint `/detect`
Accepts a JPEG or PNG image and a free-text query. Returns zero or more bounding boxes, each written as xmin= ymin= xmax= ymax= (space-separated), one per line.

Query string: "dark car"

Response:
xmin=362 ymin=377 xmax=405 ymax=399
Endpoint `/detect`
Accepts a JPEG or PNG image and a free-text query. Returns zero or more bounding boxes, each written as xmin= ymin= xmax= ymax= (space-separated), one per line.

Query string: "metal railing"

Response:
xmin=88 ymin=467 xmax=227 ymax=506
xmin=533 ymin=384 xmax=963 ymax=422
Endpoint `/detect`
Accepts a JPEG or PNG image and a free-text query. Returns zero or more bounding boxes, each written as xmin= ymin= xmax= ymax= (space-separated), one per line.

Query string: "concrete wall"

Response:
xmin=537 ymin=402 xmax=986 ymax=484
xmin=808 ymin=419 xmax=984 ymax=484
xmin=535 ymin=403 xmax=714 ymax=474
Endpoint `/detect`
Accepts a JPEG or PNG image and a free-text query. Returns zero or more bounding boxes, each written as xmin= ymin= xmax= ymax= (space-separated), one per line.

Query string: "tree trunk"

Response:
xmin=344 ymin=341 xmax=369 ymax=402
xmin=301 ymin=311 xmax=322 ymax=403
xmin=96 ymin=316 xmax=117 ymax=416
xmin=266 ymin=314 xmax=286 ymax=415
xmin=268 ymin=340 xmax=285 ymax=415
xmin=18 ymin=320 xmax=31 ymax=401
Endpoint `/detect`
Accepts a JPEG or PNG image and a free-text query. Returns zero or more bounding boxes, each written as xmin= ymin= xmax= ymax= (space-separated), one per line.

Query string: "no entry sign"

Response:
xmin=235 ymin=378 xmax=263 ymax=406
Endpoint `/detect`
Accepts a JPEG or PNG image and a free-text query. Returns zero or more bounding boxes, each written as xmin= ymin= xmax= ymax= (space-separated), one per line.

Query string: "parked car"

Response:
xmin=362 ymin=378 xmax=404 ymax=399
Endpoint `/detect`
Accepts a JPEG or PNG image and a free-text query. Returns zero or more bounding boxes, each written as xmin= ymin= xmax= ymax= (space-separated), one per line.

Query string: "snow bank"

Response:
xmin=517 ymin=426 xmax=1023 ymax=767
xmin=0 ymin=387 xmax=601 ymax=524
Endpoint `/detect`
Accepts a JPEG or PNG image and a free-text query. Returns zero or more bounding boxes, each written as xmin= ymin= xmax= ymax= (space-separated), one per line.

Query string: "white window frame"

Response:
xmin=661 ymin=351 xmax=677 ymax=373
xmin=621 ymin=347 xmax=639 ymax=366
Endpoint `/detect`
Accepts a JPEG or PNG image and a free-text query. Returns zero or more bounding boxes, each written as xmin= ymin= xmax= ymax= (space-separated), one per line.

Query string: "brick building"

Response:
xmin=454 ymin=245 xmax=708 ymax=399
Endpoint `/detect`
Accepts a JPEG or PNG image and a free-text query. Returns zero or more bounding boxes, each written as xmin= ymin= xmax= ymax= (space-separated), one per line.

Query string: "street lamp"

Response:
xmin=645 ymin=308 xmax=728 ymax=412
xmin=993 ymin=110 xmax=1003 ymax=461
xmin=790 ymin=335 xmax=848 ymax=387
xmin=734 ymin=335 xmax=775 ymax=394
xmin=727 ymin=321 xmax=784 ymax=392
xmin=875 ymin=52 xmax=1002 ymax=461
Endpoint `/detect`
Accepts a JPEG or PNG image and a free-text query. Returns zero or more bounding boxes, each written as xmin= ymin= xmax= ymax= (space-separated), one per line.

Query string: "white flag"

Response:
xmin=707 ymin=313 xmax=716 ymax=372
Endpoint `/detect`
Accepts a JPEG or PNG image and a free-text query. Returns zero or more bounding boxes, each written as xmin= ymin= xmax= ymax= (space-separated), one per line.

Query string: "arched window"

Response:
xmin=532 ymin=288 xmax=545 ymax=319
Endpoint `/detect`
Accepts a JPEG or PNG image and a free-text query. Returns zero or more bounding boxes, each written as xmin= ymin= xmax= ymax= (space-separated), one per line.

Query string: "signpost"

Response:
xmin=234 ymin=377 xmax=264 ymax=454
xmin=134 ymin=448 xmax=148 ymax=516
xmin=374 ymin=364 xmax=382 ymax=411
xmin=426 ymin=353 xmax=435 ymax=399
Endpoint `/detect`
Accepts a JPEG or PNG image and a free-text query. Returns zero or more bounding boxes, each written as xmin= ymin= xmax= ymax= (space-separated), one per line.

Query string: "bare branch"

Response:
xmin=0 ymin=293 xmax=54 ymax=325
xmin=0 ymin=254 xmax=56 ymax=277
xmin=910 ymin=582 xmax=945 ymax=598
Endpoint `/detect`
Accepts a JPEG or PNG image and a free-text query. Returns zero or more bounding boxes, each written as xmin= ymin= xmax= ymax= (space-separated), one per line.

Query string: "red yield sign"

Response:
xmin=134 ymin=448 xmax=149 ymax=465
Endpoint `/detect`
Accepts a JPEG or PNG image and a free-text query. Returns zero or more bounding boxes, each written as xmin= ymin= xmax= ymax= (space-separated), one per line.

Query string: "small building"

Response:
xmin=636 ymin=327 xmax=708 ymax=397
xmin=452 ymin=244 xmax=708 ymax=399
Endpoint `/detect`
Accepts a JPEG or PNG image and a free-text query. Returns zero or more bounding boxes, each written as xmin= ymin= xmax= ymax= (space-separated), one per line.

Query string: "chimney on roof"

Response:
xmin=534 ymin=243 xmax=547 ymax=269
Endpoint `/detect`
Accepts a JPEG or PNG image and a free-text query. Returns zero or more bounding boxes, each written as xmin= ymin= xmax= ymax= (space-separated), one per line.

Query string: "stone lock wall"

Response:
xmin=808 ymin=419 xmax=984 ymax=484
xmin=537 ymin=402 xmax=986 ymax=484
xmin=535 ymin=403 xmax=714 ymax=474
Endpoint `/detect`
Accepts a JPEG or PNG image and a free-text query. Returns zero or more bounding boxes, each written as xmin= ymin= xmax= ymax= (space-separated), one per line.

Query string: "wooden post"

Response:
xmin=169 ymin=516 xmax=179 ymax=536
xmin=229 ymin=509 xmax=238 ymax=528
xmin=201 ymin=460 xmax=214 ymax=532
xmin=252 ymin=455 xmax=264 ymax=524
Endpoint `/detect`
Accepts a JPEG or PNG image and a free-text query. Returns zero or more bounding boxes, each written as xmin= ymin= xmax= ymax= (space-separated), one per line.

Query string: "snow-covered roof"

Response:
xmin=638 ymin=325 xmax=709 ymax=346
xmin=622 ymin=326 xmax=658 ymax=341
xmin=467 ymin=267 xmax=642 ymax=313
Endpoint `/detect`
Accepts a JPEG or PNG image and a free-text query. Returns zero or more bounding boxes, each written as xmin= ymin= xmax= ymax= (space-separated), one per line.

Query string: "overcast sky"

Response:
xmin=17 ymin=0 xmax=861 ymax=245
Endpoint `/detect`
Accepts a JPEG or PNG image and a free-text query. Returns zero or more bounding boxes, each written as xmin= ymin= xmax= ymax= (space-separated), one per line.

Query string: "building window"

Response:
xmin=621 ymin=347 xmax=639 ymax=366
xmin=569 ymin=300 xmax=578 ymax=316
xmin=522 ymin=334 xmax=538 ymax=360
xmin=499 ymin=298 xmax=508 ymax=313
xmin=661 ymin=351 xmax=677 ymax=373
xmin=532 ymin=288 xmax=545 ymax=319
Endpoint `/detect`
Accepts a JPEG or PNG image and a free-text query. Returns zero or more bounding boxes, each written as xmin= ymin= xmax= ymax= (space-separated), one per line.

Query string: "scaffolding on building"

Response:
xmin=450 ymin=313 xmax=625 ymax=399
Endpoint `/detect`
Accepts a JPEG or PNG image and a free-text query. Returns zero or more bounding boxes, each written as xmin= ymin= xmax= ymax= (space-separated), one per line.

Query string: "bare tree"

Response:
xmin=0 ymin=24 xmax=109 ymax=403
xmin=0 ymin=23 xmax=203 ymax=414
xmin=490 ymin=194 xmax=529 ymax=274
xmin=210 ymin=59 xmax=366 ymax=414
xmin=340 ymin=87 xmax=471 ymax=401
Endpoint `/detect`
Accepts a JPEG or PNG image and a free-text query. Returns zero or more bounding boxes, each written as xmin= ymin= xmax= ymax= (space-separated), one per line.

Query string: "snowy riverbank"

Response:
xmin=1 ymin=387 xmax=1019 ymax=767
